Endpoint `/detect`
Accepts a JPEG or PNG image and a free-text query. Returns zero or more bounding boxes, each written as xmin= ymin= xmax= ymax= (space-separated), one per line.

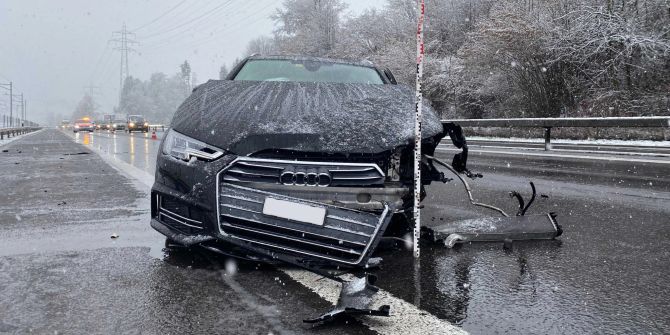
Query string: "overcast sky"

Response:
xmin=0 ymin=0 xmax=386 ymax=124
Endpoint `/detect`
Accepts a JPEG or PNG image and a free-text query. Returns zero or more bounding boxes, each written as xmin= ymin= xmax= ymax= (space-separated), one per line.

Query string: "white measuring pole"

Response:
xmin=413 ymin=0 xmax=426 ymax=259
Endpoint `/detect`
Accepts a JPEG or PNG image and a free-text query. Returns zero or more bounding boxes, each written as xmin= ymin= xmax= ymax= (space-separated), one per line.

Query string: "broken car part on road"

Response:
xmin=148 ymin=55 xmax=563 ymax=324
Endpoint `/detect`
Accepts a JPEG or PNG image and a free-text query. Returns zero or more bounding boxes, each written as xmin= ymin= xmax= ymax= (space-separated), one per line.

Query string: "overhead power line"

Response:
xmin=130 ymin=0 xmax=188 ymax=31
xmin=138 ymin=1 xmax=234 ymax=40
xmin=131 ymin=1 xmax=214 ymax=37
xmin=141 ymin=1 xmax=275 ymax=52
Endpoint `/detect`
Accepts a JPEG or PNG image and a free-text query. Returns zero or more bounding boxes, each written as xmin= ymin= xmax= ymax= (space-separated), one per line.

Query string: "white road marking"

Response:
xmin=78 ymin=136 xmax=154 ymax=189
xmin=80 ymin=132 xmax=468 ymax=335
xmin=437 ymin=147 xmax=670 ymax=165
xmin=283 ymin=270 xmax=467 ymax=335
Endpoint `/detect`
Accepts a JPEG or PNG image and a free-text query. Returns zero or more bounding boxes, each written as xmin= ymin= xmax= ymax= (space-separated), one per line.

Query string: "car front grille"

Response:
xmin=156 ymin=195 xmax=204 ymax=235
xmin=221 ymin=157 xmax=385 ymax=187
xmin=217 ymin=183 xmax=389 ymax=266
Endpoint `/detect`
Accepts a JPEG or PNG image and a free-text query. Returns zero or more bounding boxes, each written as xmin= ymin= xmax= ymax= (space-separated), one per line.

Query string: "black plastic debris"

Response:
xmin=304 ymin=274 xmax=390 ymax=323
xmin=429 ymin=213 xmax=562 ymax=248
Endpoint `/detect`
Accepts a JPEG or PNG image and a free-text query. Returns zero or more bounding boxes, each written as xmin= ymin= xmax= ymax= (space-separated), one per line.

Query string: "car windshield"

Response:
xmin=128 ymin=116 xmax=145 ymax=122
xmin=233 ymin=59 xmax=384 ymax=84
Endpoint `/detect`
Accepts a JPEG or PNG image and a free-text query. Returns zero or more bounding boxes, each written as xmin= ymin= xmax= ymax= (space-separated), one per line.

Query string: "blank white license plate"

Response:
xmin=262 ymin=197 xmax=326 ymax=226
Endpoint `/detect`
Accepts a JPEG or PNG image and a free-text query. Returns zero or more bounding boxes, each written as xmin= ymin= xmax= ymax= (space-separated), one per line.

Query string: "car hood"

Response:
xmin=171 ymin=80 xmax=444 ymax=155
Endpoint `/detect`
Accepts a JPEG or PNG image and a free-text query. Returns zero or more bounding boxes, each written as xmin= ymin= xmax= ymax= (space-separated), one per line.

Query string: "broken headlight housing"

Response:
xmin=162 ymin=129 xmax=224 ymax=162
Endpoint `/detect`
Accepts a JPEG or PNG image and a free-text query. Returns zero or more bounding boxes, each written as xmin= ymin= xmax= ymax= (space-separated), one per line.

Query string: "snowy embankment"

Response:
xmin=0 ymin=128 xmax=45 ymax=147
xmin=468 ymin=136 xmax=670 ymax=147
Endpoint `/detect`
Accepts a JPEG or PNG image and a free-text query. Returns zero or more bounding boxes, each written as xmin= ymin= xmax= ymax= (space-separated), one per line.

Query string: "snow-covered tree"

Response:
xmin=272 ymin=0 xmax=347 ymax=56
xmin=245 ymin=35 xmax=278 ymax=56
xmin=180 ymin=60 xmax=191 ymax=93
xmin=117 ymin=63 xmax=190 ymax=124
xmin=242 ymin=0 xmax=670 ymax=118
xmin=219 ymin=64 xmax=229 ymax=80
xmin=72 ymin=94 xmax=96 ymax=120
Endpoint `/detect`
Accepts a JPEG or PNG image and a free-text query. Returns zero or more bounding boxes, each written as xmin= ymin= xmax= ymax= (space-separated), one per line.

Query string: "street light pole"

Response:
xmin=20 ymin=93 xmax=24 ymax=127
xmin=0 ymin=82 xmax=14 ymax=127
xmin=9 ymin=82 xmax=12 ymax=127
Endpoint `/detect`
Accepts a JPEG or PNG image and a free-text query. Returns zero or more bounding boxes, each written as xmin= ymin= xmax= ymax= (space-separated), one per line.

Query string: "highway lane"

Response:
xmin=61 ymin=129 xmax=670 ymax=334
xmin=0 ymin=130 xmax=382 ymax=335
xmin=66 ymin=129 xmax=165 ymax=176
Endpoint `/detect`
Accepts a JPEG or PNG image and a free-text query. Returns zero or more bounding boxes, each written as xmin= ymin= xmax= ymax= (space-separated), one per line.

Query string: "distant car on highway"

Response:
xmin=127 ymin=115 xmax=149 ymax=133
xmin=73 ymin=118 xmax=94 ymax=133
xmin=109 ymin=120 xmax=126 ymax=132
xmin=94 ymin=120 xmax=108 ymax=130
xmin=60 ymin=120 xmax=71 ymax=129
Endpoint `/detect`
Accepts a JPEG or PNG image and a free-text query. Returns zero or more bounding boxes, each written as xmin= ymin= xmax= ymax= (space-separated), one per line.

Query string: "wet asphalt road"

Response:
xmin=0 ymin=130 xmax=375 ymax=335
xmin=1 ymin=128 xmax=669 ymax=334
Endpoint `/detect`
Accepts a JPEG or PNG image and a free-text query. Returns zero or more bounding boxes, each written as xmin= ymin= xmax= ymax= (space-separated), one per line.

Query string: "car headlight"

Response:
xmin=112 ymin=124 xmax=117 ymax=127
xmin=129 ymin=122 xmax=135 ymax=127
xmin=144 ymin=122 xmax=149 ymax=126
xmin=162 ymin=130 xmax=224 ymax=162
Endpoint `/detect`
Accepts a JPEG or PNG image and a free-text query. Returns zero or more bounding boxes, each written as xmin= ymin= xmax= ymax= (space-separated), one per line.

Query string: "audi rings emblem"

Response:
xmin=280 ymin=170 xmax=331 ymax=187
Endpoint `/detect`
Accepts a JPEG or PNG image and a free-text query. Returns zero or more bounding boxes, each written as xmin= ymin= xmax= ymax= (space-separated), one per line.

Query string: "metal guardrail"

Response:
xmin=2 ymin=115 xmax=39 ymax=128
xmin=443 ymin=117 xmax=670 ymax=150
xmin=0 ymin=127 xmax=41 ymax=140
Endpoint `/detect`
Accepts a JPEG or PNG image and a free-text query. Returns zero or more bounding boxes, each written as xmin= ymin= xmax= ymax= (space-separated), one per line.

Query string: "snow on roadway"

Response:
xmin=83 ymin=128 xmax=468 ymax=335
xmin=0 ymin=128 xmax=46 ymax=147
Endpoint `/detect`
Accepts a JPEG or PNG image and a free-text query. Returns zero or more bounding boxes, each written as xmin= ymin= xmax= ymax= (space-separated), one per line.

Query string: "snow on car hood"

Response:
xmin=171 ymin=80 xmax=444 ymax=155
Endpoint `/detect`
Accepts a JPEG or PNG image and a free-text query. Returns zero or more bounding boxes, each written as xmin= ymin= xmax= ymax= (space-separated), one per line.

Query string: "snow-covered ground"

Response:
xmin=0 ymin=128 xmax=45 ymax=147
xmin=468 ymin=136 xmax=670 ymax=147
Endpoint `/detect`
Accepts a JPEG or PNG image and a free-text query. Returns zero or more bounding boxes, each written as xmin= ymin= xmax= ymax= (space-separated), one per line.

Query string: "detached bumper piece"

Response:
xmin=304 ymin=275 xmax=390 ymax=323
xmin=429 ymin=213 xmax=562 ymax=248
xmin=218 ymin=183 xmax=393 ymax=267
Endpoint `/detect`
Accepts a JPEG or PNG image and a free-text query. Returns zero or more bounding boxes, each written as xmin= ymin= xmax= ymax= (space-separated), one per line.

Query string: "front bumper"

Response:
xmin=216 ymin=183 xmax=393 ymax=266
xmin=151 ymin=153 xmax=400 ymax=268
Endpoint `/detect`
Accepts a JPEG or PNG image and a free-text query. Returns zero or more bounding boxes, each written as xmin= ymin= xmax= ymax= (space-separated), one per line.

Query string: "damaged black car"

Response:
xmin=150 ymin=55 xmax=560 ymax=271
xmin=150 ymin=55 xmax=451 ymax=267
